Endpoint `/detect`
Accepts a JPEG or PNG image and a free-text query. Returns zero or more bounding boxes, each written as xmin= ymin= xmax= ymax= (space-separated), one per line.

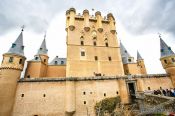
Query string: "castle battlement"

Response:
xmin=66 ymin=8 xmax=114 ymax=22
xmin=66 ymin=8 xmax=116 ymax=33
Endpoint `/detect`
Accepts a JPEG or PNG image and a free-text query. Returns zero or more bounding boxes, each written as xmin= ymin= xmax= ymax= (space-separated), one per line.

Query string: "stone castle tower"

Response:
xmin=24 ymin=38 xmax=49 ymax=78
xmin=0 ymin=8 xmax=175 ymax=116
xmin=0 ymin=30 xmax=26 ymax=115
xmin=66 ymin=8 xmax=124 ymax=77
xmin=159 ymin=35 xmax=175 ymax=86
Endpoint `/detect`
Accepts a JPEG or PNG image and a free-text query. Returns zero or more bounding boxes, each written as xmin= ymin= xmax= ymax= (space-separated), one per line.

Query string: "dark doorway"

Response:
xmin=128 ymin=83 xmax=136 ymax=102
xmin=128 ymin=83 xmax=135 ymax=95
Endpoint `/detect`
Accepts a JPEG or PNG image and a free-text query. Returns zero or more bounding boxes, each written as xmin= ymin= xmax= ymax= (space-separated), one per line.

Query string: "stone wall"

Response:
xmin=12 ymin=74 xmax=174 ymax=116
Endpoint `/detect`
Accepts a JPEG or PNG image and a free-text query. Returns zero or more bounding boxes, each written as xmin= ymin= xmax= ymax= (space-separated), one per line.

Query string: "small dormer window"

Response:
xmin=55 ymin=61 xmax=58 ymax=65
xmin=21 ymin=46 xmax=24 ymax=50
xmin=40 ymin=48 xmax=42 ymax=50
xmin=12 ymin=43 xmax=16 ymax=48
xmin=168 ymin=47 xmax=171 ymax=50
xmin=125 ymin=50 xmax=127 ymax=53
xmin=128 ymin=59 xmax=131 ymax=62
xmin=35 ymin=57 xmax=38 ymax=60
xmin=61 ymin=61 xmax=64 ymax=64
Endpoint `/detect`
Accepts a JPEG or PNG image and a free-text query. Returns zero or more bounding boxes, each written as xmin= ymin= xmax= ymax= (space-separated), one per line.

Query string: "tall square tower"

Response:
xmin=66 ymin=8 xmax=124 ymax=77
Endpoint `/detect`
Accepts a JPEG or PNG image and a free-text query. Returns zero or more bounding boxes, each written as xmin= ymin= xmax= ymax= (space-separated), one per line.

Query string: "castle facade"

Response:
xmin=0 ymin=8 xmax=175 ymax=116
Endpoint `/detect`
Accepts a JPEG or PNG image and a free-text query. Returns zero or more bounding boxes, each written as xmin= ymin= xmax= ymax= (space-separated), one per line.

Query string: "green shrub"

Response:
xmin=94 ymin=96 xmax=121 ymax=116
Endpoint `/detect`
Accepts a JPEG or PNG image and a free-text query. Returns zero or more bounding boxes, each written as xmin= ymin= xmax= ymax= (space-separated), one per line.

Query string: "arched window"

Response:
xmin=9 ymin=57 xmax=14 ymax=63
xmin=108 ymin=56 xmax=112 ymax=61
xmin=164 ymin=59 xmax=167 ymax=64
xmin=80 ymin=36 xmax=84 ymax=46
xmin=93 ymin=41 xmax=97 ymax=46
xmin=19 ymin=59 xmax=22 ymax=64
xmin=105 ymin=42 xmax=108 ymax=47
xmin=80 ymin=40 xmax=84 ymax=45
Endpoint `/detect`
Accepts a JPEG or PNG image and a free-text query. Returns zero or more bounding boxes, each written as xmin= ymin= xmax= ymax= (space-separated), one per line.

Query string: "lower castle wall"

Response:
xmin=12 ymin=81 xmax=66 ymax=116
xmin=12 ymin=79 xmax=120 ymax=116
xmin=12 ymin=75 xmax=173 ymax=116
xmin=140 ymin=77 xmax=173 ymax=91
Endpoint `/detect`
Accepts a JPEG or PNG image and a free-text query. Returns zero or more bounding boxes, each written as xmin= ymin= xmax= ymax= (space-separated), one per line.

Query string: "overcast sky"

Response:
xmin=0 ymin=0 xmax=175 ymax=74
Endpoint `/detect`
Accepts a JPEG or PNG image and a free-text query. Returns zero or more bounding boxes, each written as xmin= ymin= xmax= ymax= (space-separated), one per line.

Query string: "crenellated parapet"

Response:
xmin=65 ymin=8 xmax=116 ymax=33
xmin=0 ymin=53 xmax=26 ymax=71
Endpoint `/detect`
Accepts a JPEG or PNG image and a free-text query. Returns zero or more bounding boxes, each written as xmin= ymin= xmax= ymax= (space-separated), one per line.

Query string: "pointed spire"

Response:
xmin=37 ymin=34 xmax=48 ymax=55
xmin=159 ymin=34 xmax=174 ymax=57
xmin=7 ymin=29 xmax=24 ymax=56
xmin=120 ymin=42 xmax=131 ymax=58
xmin=120 ymin=42 xmax=135 ymax=64
xmin=137 ymin=51 xmax=143 ymax=60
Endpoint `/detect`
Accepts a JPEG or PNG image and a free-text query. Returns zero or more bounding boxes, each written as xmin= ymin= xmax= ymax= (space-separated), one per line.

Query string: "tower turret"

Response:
xmin=107 ymin=13 xmax=116 ymax=34
xmin=68 ymin=8 xmax=76 ymax=31
xmin=83 ymin=9 xmax=90 ymax=32
xmin=137 ymin=51 xmax=147 ymax=74
xmin=95 ymin=11 xmax=103 ymax=32
xmin=120 ymin=42 xmax=140 ymax=75
xmin=0 ymin=29 xmax=26 ymax=116
xmin=36 ymin=37 xmax=48 ymax=65
xmin=159 ymin=35 xmax=175 ymax=87
xmin=66 ymin=10 xmax=70 ymax=31
xmin=24 ymin=35 xmax=48 ymax=78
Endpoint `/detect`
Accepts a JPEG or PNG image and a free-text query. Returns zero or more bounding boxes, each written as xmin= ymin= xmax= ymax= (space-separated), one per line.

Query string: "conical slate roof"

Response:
xmin=7 ymin=31 xmax=24 ymax=56
xmin=120 ymin=42 xmax=135 ymax=64
xmin=120 ymin=42 xmax=131 ymax=58
xmin=137 ymin=51 xmax=143 ymax=60
xmin=160 ymin=38 xmax=174 ymax=57
xmin=37 ymin=39 xmax=48 ymax=55
xmin=49 ymin=56 xmax=66 ymax=65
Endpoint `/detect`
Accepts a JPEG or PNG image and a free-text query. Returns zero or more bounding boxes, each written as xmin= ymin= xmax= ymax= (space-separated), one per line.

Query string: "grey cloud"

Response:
xmin=0 ymin=0 xmax=175 ymax=37
xmin=0 ymin=0 xmax=67 ymax=35
xmin=114 ymin=0 xmax=175 ymax=36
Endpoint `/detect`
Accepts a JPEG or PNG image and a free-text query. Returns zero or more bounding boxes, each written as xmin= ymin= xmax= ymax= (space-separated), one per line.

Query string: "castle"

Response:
xmin=0 ymin=8 xmax=175 ymax=116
